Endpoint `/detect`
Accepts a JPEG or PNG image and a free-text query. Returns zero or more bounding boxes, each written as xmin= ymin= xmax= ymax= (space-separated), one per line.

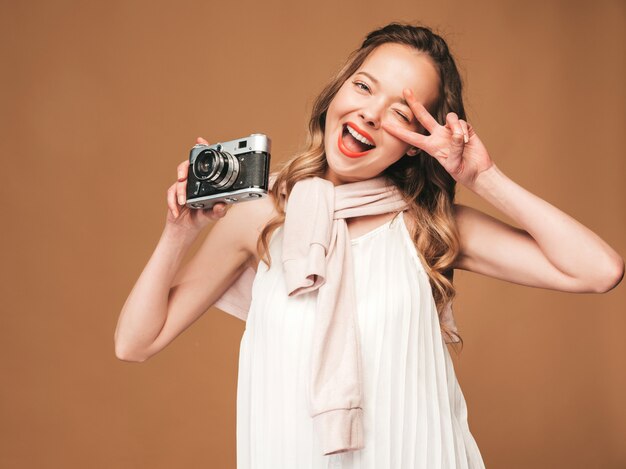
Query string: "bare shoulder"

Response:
xmin=402 ymin=203 xmax=491 ymax=268
xmin=225 ymin=191 xmax=280 ymax=266
xmin=402 ymin=203 xmax=478 ymax=234
xmin=452 ymin=202 xmax=496 ymax=226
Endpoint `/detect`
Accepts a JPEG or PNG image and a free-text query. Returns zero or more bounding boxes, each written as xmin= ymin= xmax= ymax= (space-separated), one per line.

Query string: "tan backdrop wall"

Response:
xmin=1 ymin=0 xmax=624 ymax=468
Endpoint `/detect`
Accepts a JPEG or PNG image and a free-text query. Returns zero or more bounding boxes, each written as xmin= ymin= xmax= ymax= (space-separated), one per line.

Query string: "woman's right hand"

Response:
xmin=165 ymin=137 xmax=230 ymax=234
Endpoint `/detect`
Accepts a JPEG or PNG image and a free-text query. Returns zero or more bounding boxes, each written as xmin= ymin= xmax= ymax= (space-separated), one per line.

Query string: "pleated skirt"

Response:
xmin=236 ymin=211 xmax=486 ymax=468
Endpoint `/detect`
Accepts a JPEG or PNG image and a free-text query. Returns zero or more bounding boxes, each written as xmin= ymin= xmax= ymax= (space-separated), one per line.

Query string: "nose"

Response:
xmin=358 ymin=101 xmax=384 ymax=130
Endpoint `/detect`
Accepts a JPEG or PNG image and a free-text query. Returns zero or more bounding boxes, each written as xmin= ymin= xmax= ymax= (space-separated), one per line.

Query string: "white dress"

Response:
xmin=236 ymin=210 xmax=486 ymax=468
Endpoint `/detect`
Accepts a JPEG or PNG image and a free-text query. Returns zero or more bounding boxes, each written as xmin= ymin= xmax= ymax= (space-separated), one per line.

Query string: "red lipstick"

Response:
xmin=337 ymin=123 xmax=375 ymax=158
xmin=346 ymin=122 xmax=375 ymax=146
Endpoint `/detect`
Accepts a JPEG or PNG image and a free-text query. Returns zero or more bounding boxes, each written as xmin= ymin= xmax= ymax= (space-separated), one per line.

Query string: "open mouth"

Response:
xmin=338 ymin=123 xmax=376 ymax=158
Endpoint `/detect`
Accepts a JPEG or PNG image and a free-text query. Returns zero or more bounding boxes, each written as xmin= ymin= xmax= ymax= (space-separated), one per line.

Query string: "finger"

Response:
xmin=214 ymin=202 xmax=228 ymax=217
xmin=167 ymin=184 xmax=179 ymax=218
xmin=382 ymin=119 xmax=429 ymax=151
xmin=206 ymin=202 xmax=227 ymax=220
xmin=459 ymin=120 xmax=469 ymax=143
xmin=177 ymin=160 xmax=189 ymax=181
xmin=196 ymin=136 xmax=209 ymax=145
xmin=404 ymin=88 xmax=439 ymax=134
xmin=444 ymin=113 xmax=465 ymax=172
xmin=176 ymin=180 xmax=187 ymax=206
xmin=445 ymin=112 xmax=465 ymax=147
xmin=466 ymin=122 xmax=476 ymax=139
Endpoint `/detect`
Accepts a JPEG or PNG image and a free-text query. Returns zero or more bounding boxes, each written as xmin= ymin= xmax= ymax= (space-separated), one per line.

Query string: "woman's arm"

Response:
xmin=114 ymin=227 xmax=199 ymax=361
xmin=382 ymin=89 xmax=623 ymax=294
xmin=453 ymin=164 xmax=624 ymax=293
xmin=113 ymin=198 xmax=264 ymax=362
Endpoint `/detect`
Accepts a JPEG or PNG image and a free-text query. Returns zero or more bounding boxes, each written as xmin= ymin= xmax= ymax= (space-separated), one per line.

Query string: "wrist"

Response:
xmin=468 ymin=164 xmax=504 ymax=196
xmin=161 ymin=224 xmax=200 ymax=246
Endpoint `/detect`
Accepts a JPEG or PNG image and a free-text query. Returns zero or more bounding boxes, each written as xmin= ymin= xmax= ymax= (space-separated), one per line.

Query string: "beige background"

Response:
xmin=1 ymin=0 xmax=625 ymax=468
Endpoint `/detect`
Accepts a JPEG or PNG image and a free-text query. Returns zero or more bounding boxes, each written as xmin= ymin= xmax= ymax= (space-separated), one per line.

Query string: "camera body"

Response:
xmin=185 ymin=133 xmax=271 ymax=210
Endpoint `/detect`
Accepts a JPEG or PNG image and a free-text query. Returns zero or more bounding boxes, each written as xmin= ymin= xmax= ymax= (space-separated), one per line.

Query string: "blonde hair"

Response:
xmin=256 ymin=22 xmax=466 ymax=351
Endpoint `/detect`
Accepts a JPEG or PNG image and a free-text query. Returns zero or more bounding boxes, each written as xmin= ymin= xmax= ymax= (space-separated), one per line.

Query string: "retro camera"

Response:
xmin=185 ymin=133 xmax=271 ymax=210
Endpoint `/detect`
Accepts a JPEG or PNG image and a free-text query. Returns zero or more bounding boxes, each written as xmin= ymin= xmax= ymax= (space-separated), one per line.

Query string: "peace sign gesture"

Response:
xmin=382 ymin=88 xmax=494 ymax=189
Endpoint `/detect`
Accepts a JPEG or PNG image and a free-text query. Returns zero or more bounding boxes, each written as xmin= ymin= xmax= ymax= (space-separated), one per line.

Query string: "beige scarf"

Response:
xmin=214 ymin=174 xmax=459 ymax=455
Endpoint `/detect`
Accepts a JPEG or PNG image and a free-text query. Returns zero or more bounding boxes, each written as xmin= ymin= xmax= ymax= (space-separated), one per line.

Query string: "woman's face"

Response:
xmin=323 ymin=43 xmax=441 ymax=185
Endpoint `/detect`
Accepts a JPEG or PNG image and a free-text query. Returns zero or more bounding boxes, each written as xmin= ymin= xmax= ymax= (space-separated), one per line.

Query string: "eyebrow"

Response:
xmin=355 ymin=71 xmax=410 ymax=107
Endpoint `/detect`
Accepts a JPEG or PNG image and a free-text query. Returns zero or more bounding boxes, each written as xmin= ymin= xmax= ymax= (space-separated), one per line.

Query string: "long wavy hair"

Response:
xmin=256 ymin=21 xmax=466 ymax=351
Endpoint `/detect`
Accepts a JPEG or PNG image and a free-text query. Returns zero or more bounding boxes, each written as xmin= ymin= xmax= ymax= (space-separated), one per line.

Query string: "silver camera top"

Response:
xmin=191 ymin=133 xmax=271 ymax=156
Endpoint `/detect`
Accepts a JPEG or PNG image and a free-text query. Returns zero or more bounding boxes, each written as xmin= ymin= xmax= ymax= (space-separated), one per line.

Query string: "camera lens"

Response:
xmin=192 ymin=148 xmax=240 ymax=188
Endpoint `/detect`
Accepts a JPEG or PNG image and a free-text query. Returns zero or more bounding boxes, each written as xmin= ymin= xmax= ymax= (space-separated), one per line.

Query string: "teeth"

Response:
xmin=346 ymin=125 xmax=374 ymax=147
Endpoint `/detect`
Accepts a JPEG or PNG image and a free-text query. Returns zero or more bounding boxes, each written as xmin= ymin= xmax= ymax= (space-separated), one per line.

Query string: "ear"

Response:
xmin=407 ymin=146 xmax=418 ymax=156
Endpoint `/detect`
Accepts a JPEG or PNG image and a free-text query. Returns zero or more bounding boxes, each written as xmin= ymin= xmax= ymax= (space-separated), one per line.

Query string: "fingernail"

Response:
xmin=178 ymin=195 xmax=185 ymax=205
xmin=464 ymin=134 xmax=469 ymax=143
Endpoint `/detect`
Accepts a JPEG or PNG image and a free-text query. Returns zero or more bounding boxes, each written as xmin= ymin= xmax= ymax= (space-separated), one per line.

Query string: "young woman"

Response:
xmin=114 ymin=22 xmax=624 ymax=469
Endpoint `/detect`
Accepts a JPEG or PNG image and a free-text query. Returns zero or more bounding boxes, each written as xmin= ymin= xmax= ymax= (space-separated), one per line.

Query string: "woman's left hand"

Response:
xmin=382 ymin=88 xmax=494 ymax=189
